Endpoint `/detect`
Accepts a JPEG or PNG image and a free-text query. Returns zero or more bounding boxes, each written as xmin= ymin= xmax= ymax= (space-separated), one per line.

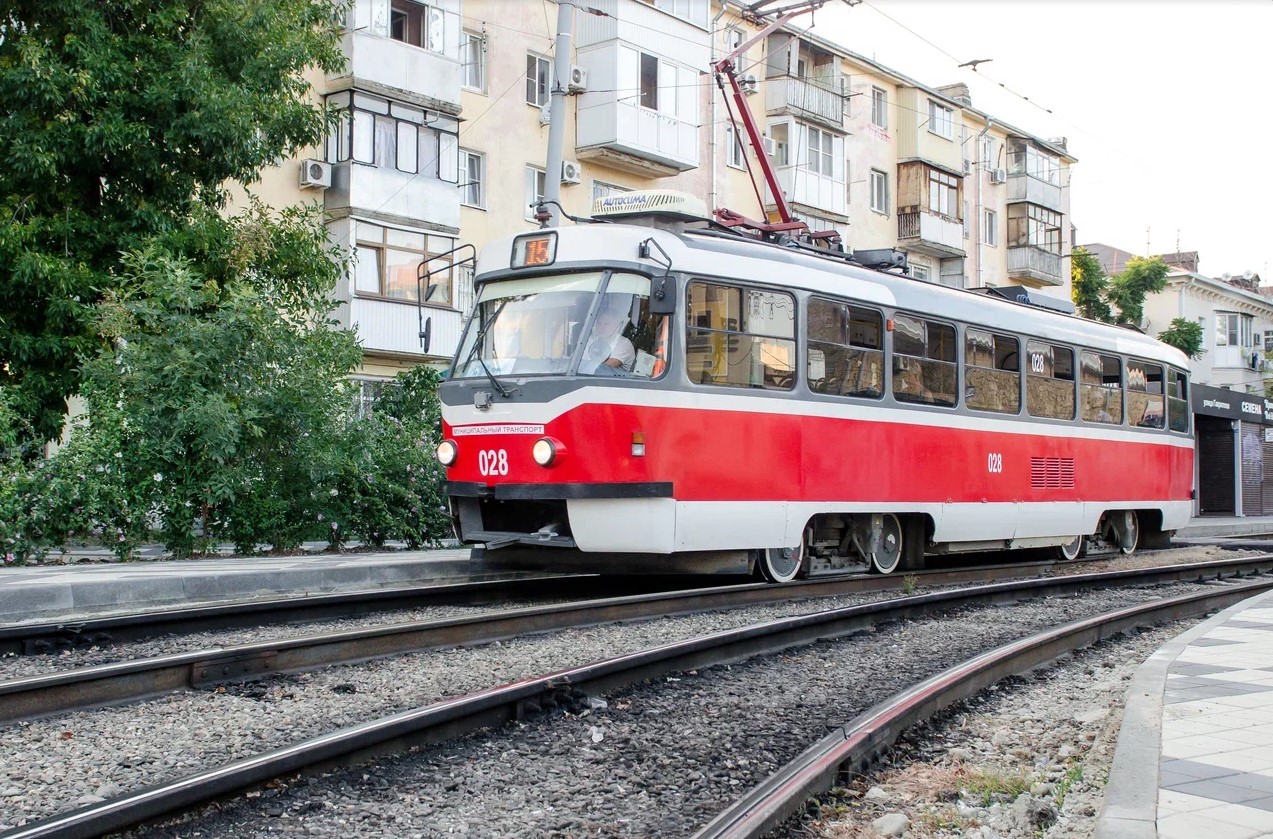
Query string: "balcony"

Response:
xmin=897 ymin=211 xmax=965 ymax=258
xmin=342 ymin=296 xmax=463 ymax=360
xmin=765 ymin=75 xmax=843 ymax=131
xmin=1007 ymin=245 xmax=1064 ymax=286
xmin=336 ymin=29 xmax=461 ymax=113
xmin=326 ymin=162 xmax=460 ymax=232
xmin=766 ymin=165 xmax=846 ymax=219
xmin=1006 ymin=172 xmax=1062 ymax=212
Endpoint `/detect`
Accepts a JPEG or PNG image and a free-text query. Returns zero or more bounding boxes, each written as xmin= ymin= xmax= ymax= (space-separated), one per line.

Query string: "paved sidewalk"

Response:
xmin=1098 ymin=591 xmax=1273 ymax=838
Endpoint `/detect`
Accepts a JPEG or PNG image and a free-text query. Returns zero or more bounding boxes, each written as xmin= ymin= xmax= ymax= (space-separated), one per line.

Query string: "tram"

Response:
xmin=433 ymin=190 xmax=1193 ymax=581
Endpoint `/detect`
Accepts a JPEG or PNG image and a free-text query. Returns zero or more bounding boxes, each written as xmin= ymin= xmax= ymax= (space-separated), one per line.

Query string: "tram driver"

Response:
xmin=582 ymin=305 xmax=636 ymax=373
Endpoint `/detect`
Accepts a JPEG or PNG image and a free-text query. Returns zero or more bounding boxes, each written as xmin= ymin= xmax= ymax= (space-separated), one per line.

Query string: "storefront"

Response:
xmin=1192 ymin=383 xmax=1273 ymax=516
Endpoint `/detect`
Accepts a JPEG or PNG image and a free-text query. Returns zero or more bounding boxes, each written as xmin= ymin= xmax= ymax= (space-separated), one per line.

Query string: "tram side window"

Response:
xmin=1079 ymin=351 xmax=1123 ymax=424
xmin=965 ymin=329 xmax=1020 ymax=414
xmin=892 ymin=314 xmax=957 ymax=407
xmin=1168 ymin=369 xmax=1189 ymax=433
xmin=1127 ymin=360 xmax=1165 ymax=428
xmin=686 ymin=281 xmax=796 ymax=390
xmin=807 ymin=298 xmax=884 ymax=399
xmin=1026 ymin=341 xmax=1075 ymax=420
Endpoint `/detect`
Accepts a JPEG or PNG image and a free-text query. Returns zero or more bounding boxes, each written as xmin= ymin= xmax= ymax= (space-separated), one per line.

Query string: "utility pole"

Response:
xmin=543 ymin=0 xmax=576 ymax=227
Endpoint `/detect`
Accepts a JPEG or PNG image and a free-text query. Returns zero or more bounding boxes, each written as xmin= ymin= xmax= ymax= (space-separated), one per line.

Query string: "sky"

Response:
xmin=801 ymin=0 xmax=1273 ymax=280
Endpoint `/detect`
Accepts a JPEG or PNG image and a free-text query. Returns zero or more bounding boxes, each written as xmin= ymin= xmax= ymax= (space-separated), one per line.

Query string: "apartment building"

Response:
xmin=254 ymin=0 xmax=1078 ymax=385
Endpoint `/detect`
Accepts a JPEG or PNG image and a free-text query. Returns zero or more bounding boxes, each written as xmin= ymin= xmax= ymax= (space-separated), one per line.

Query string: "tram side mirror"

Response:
xmin=419 ymin=317 xmax=432 ymax=354
xmin=649 ymin=274 xmax=676 ymax=315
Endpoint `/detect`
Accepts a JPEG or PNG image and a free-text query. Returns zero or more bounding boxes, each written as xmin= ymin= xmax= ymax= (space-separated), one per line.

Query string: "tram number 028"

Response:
xmin=478 ymin=449 xmax=509 ymax=476
xmin=987 ymin=452 xmax=1004 ymax=474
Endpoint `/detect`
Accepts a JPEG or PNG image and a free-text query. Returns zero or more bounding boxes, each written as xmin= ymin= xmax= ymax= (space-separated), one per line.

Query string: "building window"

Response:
xmin=928 ymin=100 xmax=953 ymax=139
xmin=726 ymin=27 xmax=745 ymax=53
xmin=725 ymin=125 xmax=745 ymax=169
xmin=928 ymin=168 xmax=959 ymax=220
xmin=871 ymin=87 xmax=887 ymax=129
xmin=526 ymin=54 xmax=551 ymax=107
xmin=643 ymin=0 xmax=708 ymax=28
xmin=806 ymin=125 xmax=834 ymax=176
xmin=982 ymin=208 xmax=998 ymax=246
xmin=459 ymin=150 xmax=484 ymax=208
xmin=962 ymin=199 xmax=970 ymax=239
xmin=524 ymin=166 xmax=546 ymax=220
xmin=353 ymin=221 xmax=454 ymax=305
xmin=1216 ymin=312 xmax=1254 ymax=347
xmin=870 ymin=169 xmax=889 ymax=214
xmin=909 ymin=263 xmax=930 ymax=281
xmin=461 ymin=30 xmax=486 ymax=92
xmin=327 ymin=91 xmax=458 ymax=181
xmin=1007 ymin=204 xmax=1062 ymax=253
xmin=640 ymin=52 xmax=659 ymax=110
xmin=844 ymin=158 xmax=851 ymax=204
xmin=980 ymin=135 xmax=995 ymax=168
xmin=1010 ymin=142 xmax=1060 ymax=184
xmin=592 ymin=180 xmax=630 ymax=203
xmin=770 ymin=123 xmax=789 ymax=166
xmin=390 ymin=1 xmax=443 ymax=52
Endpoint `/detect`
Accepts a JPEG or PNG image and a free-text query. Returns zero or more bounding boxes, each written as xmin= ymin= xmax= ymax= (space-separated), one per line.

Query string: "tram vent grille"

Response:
xmin=1030 ymin=457 xmax=1075 ymax=489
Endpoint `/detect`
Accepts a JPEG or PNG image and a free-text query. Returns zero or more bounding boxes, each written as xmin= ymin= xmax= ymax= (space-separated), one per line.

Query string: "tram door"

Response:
xmin=1197 ymin=416 xmax=1235 ymax=515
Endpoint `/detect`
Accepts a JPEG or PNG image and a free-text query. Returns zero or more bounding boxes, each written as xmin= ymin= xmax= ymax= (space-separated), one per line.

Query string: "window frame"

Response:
xmin=964 ymin=328 xmax=1021 ymax=415
xmin=724 ymin=124 xmax=746 ymax=170
xmin=982 ymin=208 xmax=998 ymax=246
xmin=526 ymin=53 xmax=551 ymax=107
xmin=927 ymin=167 xmax=959 ymax=221
xmin=389 ymin=0 xmax=444 ymax=53
xmin=459 ymin=149 xmax=485 ymax=209
xmin=806 ymin=124 xmax=834 ymax=176
xmin=353 ymin=220 xmax=455 ymax=307
xmin=685 ymin=279 xmax=797 ymax=391
xmin=928 ymin=99 xmax=954 ymax=139
xmin=461 ymin=30 xmax=486 ymax=92
xmin=1007 ymin=203 xmax=1062 ymax=254
xmin=870 ymin=86 xmax=888 ymax=129
xmin=891 ymin=313 xmax=958 ymax=408
xmin=326 ymin=92 xmax=457 ymax=181
xmin=524 ymin=166 xmax=547 ymax=221
xmin=1079 ymin=350 xmax=1123 ymax=425
xmin=1025 ymin=340 xmax=1076 ymax=420
xmin=639 ymin=52 xmax=659 ymax=111
xmin=870 ymin=168 xmax=890 ymax=215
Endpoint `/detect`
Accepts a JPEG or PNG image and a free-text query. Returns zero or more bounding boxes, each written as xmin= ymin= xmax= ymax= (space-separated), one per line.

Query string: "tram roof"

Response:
xmin=477 ymin=221 xmax=1188 ymax=369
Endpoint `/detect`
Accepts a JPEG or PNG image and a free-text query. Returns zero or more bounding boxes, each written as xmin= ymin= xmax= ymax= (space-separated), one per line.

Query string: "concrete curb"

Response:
xmin=1092 ymin=593 xmax=1270 ymax=838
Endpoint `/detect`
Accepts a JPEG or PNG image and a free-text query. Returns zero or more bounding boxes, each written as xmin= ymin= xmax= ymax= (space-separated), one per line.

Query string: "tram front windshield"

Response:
xmin=452 ymin=271 xmax=668 ymax=380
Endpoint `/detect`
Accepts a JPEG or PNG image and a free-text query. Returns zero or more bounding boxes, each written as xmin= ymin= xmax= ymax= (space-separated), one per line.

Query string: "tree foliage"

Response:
xmin=0 ymin=207 xmax=451 ymax=561
xmin=1157 ymin=317 xmax=1205 ymax=360
xmin=0 ymin=0 xmax=346 ymax=443
xmin=1071 ymin=246 xmax=1112 ymax=322
xmin=1107 ymin=256 xmax=1170 ymax=326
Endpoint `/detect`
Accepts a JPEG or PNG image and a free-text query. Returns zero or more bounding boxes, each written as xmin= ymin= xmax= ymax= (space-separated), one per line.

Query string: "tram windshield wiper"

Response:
xmin=461 ymin=302 xmax=514 ymax=398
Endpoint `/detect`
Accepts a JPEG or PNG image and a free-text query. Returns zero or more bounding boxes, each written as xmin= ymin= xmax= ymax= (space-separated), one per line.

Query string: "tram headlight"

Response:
xmin=532 ymin=437 xmax=561 ymax=467
xmin=436 ymin=439 xmax=459 ymax=467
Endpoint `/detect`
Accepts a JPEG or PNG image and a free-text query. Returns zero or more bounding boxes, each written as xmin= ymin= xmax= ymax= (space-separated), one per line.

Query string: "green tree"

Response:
xmin=1071 ymin=246 xmax=1113 ymax=322
xmin=0 ymin=0 xmax=346 ymax=444
xmin=1108 ymin=256 xmax=1170 ymax=326
xmin=1157 ymin=317 xmax=1205 ymax=360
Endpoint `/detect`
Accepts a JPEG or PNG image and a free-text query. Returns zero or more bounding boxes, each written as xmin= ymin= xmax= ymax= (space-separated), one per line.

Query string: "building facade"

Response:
xmin=250 ymin=0 xmax=1078 ymax=389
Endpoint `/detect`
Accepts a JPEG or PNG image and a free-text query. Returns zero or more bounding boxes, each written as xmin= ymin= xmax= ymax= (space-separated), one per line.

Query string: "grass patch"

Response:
xmin=962 ymin=768 xmax=1032 ymax=806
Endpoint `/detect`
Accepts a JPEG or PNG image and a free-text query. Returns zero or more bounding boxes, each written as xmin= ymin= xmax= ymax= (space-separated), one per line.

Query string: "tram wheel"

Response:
xmin=758 ymin=541 xmax=805 ymax=584
xmin=1055 ymin=535 xmax=1085 ymax=561
xmin=868 ymin=513 xmax=905 ymax=575
xmin=1117 ymin=511 xmax=1140 ymax=554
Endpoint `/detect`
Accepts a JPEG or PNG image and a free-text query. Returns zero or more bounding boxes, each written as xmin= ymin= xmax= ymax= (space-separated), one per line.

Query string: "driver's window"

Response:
xmin=578 ymin=274 xmax=668 ymax=379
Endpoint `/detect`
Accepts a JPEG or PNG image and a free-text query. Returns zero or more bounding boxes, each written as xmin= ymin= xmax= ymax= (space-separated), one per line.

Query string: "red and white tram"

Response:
xmin=434 ymin=191 xmax=1193 ymax=581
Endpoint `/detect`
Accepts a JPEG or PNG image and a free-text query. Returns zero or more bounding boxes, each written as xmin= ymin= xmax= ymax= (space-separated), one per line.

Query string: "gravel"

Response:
xmin=40 ymin=581 xmax=1223 ymax=838
xmin=800 ymin=621 xmax=1182 ymax=839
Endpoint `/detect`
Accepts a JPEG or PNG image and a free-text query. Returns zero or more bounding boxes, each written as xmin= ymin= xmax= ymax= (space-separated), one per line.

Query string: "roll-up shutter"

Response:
xmin=1241 ymin=421 xmax=1264 ymax=517
xmin=1263 ymin=428 xmax=1273 ymax=515
xmin=1197 ymin=417 xmax=1234 ymax=515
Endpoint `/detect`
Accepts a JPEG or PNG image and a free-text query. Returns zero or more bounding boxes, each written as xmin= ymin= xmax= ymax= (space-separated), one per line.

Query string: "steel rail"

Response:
xmin=689 ymin=583 xmax=1269 ymax=839
xmin=3 ymin=573 xmax=1272 ymax=839
xmin=2 ymin=555 xmax=1270 ymax=726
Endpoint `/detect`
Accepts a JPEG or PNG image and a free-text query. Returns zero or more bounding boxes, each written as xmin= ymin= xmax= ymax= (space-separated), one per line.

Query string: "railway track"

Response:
xmin=1 ymin=558 xmax=1270 ymax=837
xmin=2 ymin=553 xmax=1266 ymax=724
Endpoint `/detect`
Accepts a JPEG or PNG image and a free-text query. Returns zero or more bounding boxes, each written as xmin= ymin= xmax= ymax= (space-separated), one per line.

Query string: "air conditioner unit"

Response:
xmin=538 ymin=103 xmax=551 ymax=125
xmin=739 ymin=73 xmax=759 ymax=95
xmin=962 ymin=158 xmax=972 ymax=175
xmin=990 ymin=167 xmax=1007 ymax=184
xmin=560 ymin=160 xmax=582 ymax=185
xmin=299 ymin=159 xmax=332 ymax=189
xmin=568 ymin=65 xmax=588 ymax=93
xmin=762 ymin=135 xmax=777 ymax=156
